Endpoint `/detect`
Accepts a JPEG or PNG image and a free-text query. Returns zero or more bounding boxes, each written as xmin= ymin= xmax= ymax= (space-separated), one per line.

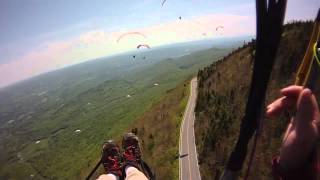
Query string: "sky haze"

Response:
xmin=0 ymin=0 xmax=319 ymax=88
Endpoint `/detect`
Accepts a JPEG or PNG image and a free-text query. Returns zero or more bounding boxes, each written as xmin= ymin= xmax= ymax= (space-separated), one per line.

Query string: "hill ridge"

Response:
xmin=194 ymin=21 xmax=319 ymax=179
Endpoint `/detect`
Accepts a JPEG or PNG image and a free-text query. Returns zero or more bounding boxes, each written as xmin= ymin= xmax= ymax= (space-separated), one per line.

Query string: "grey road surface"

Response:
xmin=179 ymin=78 xmax=201 ymax=180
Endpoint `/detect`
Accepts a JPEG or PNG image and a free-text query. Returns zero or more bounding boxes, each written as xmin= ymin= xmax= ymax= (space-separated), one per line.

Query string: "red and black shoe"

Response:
xmin=122 ymin=133 xmax=142 ymax=169
xmin=101 ymin=140 xmax=123 ymax=178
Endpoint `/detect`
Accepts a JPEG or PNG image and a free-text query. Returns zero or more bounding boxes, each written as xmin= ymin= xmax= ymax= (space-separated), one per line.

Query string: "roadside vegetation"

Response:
xmin=131 ymin=80 xmax=190 ymax=180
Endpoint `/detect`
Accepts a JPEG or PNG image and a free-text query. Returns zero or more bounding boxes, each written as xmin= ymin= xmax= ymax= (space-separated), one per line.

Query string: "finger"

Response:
xmin=280 ymin=85 xmax=303 ymax=97
xmin=266 ymin=96 xmax=295 ymax=118
xmin=295 ymin=89 xmax=319 ymax=125
xmin=282 ymin=119 xmax=295 ymax=143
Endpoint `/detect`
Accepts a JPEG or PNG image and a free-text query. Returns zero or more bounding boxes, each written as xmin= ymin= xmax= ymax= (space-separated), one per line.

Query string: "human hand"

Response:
xmin=266 ymin=85 xmax=320 ymax=170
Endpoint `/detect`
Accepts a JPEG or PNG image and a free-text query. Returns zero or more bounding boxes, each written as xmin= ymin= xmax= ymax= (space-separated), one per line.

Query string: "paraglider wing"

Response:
xmin=137 ymin=44 xmax=151 ymax=49
xmin=117 ymin=32 xmax=147 ymax=43
xmin=215 ymin=26 xmax=224 ymax=31
xmin=161 ymin=0 xmax=167 ymax=6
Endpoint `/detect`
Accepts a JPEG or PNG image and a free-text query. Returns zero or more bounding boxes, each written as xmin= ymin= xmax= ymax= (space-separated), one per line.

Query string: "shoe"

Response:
xmin=101 ymin=140 xmax=123 ymax=177
xmin=122 ymin=133 xmax=142 ymax=169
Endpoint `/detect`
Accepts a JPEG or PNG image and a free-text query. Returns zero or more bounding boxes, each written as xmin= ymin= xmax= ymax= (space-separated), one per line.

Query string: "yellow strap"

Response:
xmin=295 ymin=20 xmax=320 ymax=86
xmin=314 ymin=43 xmax=320 ymax=67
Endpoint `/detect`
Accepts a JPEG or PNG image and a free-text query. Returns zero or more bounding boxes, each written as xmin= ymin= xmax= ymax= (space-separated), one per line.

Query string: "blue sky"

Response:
xmin=0 ymin=0 xmax=319 ymax=88
xmin=0 ymin=0 xmax=251 ymax=42
xmin=1 ymin=0 xmax=318 ymax=63
xmin=0 ymin=0 xmax=260 ymax=62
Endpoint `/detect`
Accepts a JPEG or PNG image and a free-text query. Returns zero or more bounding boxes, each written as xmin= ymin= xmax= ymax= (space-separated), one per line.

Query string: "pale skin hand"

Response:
xmin=266 ymin=85 xmax=320 ymax=170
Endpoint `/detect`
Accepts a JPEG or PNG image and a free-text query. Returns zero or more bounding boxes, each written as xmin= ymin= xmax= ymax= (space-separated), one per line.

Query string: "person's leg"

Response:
xmin=125 ymin=166 xmax=148 ymax=180
xmin=97 ymin=173 xmax=119 ymax=180
xmin=100 ymin=140 xmax=123 ymax=180
xmin=122 ymin=133 xmax=148 ymax=180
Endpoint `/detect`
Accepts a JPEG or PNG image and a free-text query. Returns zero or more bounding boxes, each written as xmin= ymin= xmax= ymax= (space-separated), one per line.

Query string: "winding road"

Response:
xmin=179 ymin=77 xmax=201 ymax=180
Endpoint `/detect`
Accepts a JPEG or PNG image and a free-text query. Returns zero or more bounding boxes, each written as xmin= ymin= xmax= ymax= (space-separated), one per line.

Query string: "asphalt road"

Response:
xmin=179 ymin=78 xmax=201 ymax=180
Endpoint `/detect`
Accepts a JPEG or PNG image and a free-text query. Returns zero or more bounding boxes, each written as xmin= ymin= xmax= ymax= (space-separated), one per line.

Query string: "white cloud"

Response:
xmin=0 ymin=13 xmax=254 ymax=88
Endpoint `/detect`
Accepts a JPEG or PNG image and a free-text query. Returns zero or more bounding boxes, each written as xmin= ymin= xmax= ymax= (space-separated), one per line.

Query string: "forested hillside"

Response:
xmin=195 ymin=21 xmax=320 ymax=179
xmin=0 ymin=39 xmax=233 ymax=179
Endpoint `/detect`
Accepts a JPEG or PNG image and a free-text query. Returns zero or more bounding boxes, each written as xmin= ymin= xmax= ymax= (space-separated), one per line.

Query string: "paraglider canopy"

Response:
xmin=137 ymin=44 xmax=151 ymax=49
xmin=117 ymin=32 xmax=147 ymax=43
xmin=216 ymin=26 xmax=224 ymax=31
xmin=216 ymin=26 xmax=224 ymax=35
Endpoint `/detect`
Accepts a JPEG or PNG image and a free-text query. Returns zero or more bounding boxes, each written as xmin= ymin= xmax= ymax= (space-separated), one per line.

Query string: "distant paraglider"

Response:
xmin=137 ymin=44 xmax=151 ymax=49
xmin=161 ymin=0 xmax=167 ymax=6
xmin=75 ymin=129 xmax=81 ymax=133
xmin=216 ymin=26 xmax=224 ymax=35
xmin=216 ymin=26 xmax=224 ymax=31
xmin=117 ymin=32 xmax=147 ymax=43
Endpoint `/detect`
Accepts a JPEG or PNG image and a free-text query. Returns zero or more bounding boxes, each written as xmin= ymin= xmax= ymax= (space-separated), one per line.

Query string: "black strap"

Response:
xmin=140 ymin=159 xmax=156 ymax=180
xmin=86 ymin=159 xmax=102 ymax=180
xmin=226 ymin=0 xmax=287 ymax=172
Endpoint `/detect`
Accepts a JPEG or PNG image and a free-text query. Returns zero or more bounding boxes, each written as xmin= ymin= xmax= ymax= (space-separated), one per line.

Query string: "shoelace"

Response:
xmin=124 ymin=145 xmax=141 ymax=161
xmin=104 ymin=156 xmax=121 ymax=170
